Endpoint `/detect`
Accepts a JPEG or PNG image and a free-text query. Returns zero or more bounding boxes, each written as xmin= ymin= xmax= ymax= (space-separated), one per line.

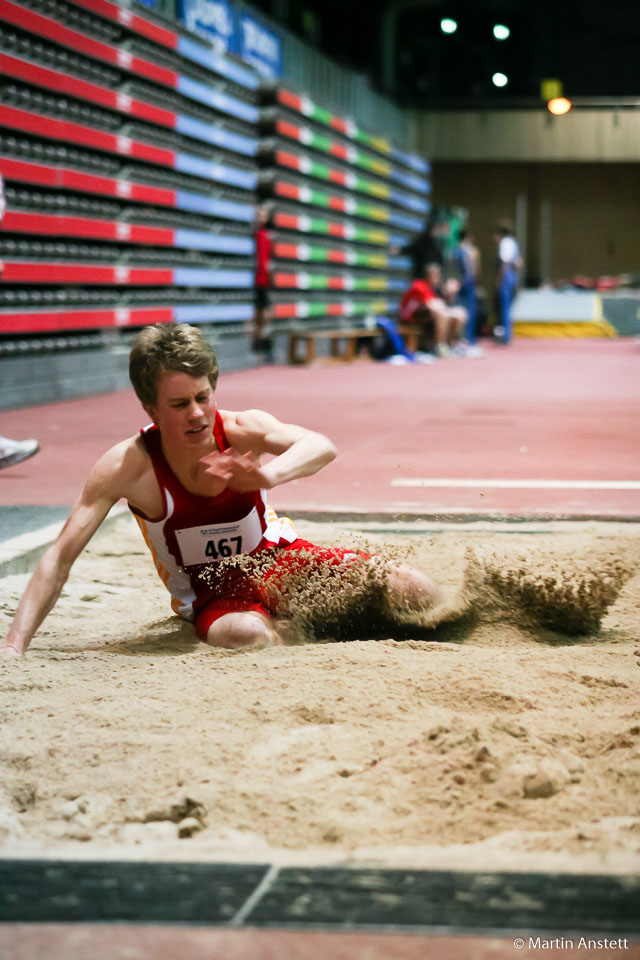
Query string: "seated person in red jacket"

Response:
xmin=399 ymin=263 xmax=466 ymax=357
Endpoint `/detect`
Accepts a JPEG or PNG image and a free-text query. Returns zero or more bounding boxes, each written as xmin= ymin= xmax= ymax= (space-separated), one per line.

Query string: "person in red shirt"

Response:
xmin=399 ymin=263 xmax=466 ymax=356
xmin=252 ymin=203 xmax=273 ymax=361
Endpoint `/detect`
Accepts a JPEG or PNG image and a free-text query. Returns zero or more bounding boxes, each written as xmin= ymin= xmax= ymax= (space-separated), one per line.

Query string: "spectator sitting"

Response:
xmin=399 ymin=264 xmax=467 ymax=357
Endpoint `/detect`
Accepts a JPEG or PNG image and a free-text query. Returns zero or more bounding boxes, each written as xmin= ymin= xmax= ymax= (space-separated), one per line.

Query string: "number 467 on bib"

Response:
xmin=205 ymin=536 xmax=242 ymax=560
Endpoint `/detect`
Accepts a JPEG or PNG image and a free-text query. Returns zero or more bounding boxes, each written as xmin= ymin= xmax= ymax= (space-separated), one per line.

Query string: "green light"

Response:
xmin=492 ymin=72 xmax=508 ymax=87
xmin=440 ymin=17 xmax=458 ymax=34
xmin=493 ymin=23 xmax=510 ymax=40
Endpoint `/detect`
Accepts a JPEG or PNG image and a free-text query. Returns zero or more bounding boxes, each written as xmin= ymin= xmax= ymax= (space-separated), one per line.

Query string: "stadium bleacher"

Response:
xmin=0 ymin=0 xmax=429 ymax=403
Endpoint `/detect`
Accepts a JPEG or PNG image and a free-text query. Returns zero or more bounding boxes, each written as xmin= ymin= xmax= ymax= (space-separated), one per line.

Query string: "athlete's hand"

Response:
xmin=223 ymin=449 xmax=273 ymax=492
xmin=197 ymin=449 xmax=270 ymax=495
xmin=196 ymin=449 xmax=235 ymax=496
xmin=0 ymin=643 xmax=23 ymax=659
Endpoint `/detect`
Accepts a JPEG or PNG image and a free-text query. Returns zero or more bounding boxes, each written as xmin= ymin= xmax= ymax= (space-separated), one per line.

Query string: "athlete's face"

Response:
xmin=146 ymin=371 xmax=216 ymax=450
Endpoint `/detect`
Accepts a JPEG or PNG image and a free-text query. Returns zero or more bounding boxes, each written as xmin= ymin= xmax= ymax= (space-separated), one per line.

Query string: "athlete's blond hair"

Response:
xmin=129 ymin=323 xmax=219 ymax=407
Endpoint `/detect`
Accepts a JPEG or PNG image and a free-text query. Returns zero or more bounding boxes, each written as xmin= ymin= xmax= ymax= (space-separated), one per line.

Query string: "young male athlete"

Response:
xmin=1 ymin=324 xmax=441 ymax=658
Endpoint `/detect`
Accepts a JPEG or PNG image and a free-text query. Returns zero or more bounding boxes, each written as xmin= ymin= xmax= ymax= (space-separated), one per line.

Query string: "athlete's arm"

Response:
xmin=1 ymin=439 xmax=142 ymax=657
xmin=214 ymin=409 xmax=337 ymax=492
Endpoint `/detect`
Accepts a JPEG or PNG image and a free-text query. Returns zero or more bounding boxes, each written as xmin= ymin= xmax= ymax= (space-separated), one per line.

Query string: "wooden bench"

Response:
xmin=396 ymin=324 xmax=420 ymax=353
xmin=287 ymin=323 xmax=420 ymax=366
xmin=287 ymin=327 xmax=379 ymax=365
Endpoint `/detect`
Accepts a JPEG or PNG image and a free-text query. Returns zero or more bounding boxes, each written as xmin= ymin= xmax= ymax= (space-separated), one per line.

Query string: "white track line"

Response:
xmin=391 ymin=479 xmax=640 ymax=490
xmin=228 ymin=863 xmax=280 ymax=927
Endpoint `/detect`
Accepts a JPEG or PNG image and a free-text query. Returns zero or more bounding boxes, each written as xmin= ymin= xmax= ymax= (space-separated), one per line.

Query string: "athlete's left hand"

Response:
xmin=198 ymin=448 xmax=271 ymax=493
xmin=223 ymin=449 xmax=273 ymax=492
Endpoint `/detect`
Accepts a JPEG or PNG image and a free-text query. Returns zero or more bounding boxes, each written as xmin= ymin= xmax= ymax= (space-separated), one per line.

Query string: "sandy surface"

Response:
xmin=1 ymin=515 xmax=639 ymax=875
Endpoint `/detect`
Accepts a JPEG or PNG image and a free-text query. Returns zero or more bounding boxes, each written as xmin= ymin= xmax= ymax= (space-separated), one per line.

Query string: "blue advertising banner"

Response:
xmin=236 ymin=12 xmax=282 ymax=78
xmin=178 ymin=0 xmax=236 ymax=54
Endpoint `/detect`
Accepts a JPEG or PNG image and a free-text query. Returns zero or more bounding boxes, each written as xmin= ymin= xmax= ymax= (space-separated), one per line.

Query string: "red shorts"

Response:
xmin=194 ymin=538 xmax=364 ymax=641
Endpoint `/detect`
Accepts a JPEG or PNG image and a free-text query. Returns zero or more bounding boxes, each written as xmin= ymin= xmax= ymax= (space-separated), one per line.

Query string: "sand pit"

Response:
xmin=1 ymin=515 xmax=639 ymax=875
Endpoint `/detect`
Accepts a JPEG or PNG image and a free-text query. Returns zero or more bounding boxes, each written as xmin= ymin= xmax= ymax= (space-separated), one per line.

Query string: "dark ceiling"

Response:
xmin=252 ymin=0 xmax=640 ymax=105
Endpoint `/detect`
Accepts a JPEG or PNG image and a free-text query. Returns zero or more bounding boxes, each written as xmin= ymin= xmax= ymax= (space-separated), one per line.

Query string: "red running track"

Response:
xmin=1 ymin=338 xmax=639 ymax=519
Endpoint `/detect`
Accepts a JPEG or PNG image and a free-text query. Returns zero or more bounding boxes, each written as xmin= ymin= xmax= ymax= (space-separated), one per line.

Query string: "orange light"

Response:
xmin=548 ymin=97 xmax=572 ymax=115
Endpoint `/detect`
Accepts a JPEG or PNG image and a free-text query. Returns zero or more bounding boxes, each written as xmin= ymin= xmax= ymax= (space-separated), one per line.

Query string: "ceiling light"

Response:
xmin=440 ymin=18 xmax=458 ymax=34
xmin=548 ymin=97 xmax=572 ymax=115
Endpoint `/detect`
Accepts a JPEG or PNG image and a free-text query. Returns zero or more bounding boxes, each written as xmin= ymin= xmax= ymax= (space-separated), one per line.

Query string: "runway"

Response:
xmin=1 ymin=339 xmax=638 ymax=527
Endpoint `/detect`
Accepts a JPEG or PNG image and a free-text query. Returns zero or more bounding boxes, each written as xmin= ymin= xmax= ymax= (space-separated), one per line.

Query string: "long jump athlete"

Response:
xmin=1 ymin=324 xmax=442 ymax=657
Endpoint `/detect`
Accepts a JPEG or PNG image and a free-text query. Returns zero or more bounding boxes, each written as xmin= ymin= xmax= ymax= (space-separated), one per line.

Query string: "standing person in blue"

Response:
xmin=493 ymin=221 xmax=522 ymax=344
xmin=451 ymin=229 xmax=482 ymax=352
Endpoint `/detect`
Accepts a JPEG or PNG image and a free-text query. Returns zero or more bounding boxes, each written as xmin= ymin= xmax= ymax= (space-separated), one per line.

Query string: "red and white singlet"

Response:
xmin=128 ymin=411 xmax=298 ymax=623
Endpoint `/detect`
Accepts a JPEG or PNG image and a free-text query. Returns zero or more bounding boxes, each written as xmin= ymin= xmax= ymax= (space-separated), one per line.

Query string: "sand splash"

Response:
xmin=198 ymin=541 xmax=633 ymax=642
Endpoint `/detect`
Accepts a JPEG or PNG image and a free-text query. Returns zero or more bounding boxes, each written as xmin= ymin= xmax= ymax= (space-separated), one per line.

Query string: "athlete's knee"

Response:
xmin=386 ymin=563 xmax=443 ymax=610
xmin=205 ymin=612 xmax=281 ymax=649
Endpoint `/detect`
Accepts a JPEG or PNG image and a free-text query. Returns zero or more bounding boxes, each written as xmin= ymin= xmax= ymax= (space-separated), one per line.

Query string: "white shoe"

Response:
xmin=435 ymin=343 xmax=451 ymax=358
xmin=464 ymin=344 xmax=484 ymax=358
xmin=414 ymin=351 xmax=435 ymax=364
xmin=0 ymin=437 xmax=40 ymax=470
xmin=386 ymin=354 xmax=411 ymax=365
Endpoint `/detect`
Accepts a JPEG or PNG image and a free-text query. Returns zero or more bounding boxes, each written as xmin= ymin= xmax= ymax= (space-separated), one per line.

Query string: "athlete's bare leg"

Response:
xmin=206 ymin=611 xmax=282 ymax=649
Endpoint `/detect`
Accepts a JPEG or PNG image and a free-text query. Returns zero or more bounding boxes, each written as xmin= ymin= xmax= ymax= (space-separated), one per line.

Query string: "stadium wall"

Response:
xmin=430 ymin=161 xmax=639 ymax=285
xmin=411 ymin=108 xmax=640 ymax=164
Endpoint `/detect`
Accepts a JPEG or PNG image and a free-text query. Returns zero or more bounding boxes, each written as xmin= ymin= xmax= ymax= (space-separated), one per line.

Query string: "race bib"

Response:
xmin=175 ymin=507 xmax=263 ymax=567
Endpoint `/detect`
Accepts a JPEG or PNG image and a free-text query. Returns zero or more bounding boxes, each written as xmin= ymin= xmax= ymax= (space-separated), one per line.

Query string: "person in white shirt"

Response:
xmin=494 ymin=221 xmax=522 ymax=344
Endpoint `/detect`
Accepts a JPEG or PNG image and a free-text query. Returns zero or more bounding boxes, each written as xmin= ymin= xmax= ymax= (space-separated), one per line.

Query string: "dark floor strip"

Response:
xmin=0 ymin=506 xmax=70 ymax=542
xmin=0 ymin=862 xmax=638 ymax=934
